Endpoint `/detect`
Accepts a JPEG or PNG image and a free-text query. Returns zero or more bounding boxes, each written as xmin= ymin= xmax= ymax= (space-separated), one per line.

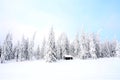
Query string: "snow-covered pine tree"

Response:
xmin=45 ymin=27 xmax=57 ymax=62
xmin=41 ymin=38 xmax=46 ymax=59
xmin=14 ymin=41 xmax=20 ymax=62
xmin=24 ymin=38 xmax=29 ymax=60
xmin=109 ymin=40 xmax=117 ymax=57
xmin=80 ymin=32 xmax=90 ymax=59
xmin=35 ymin=45 xmax=41 ymax=60
xmin=60 ymin=33 xmax=70 ymax=58
xmin=115 ymin=41 xmax=120 ymax=57
xmin=19 ymin=39 xmax=23 ymax=61
xmin=94 ymin=33 xmax=101 ymax=58
xmin=56 ymin=35 xmax=63 ymax=59
xmin=0 ymin=45 xmax=1 ymax=59
xmin=20 ymin=36 xmax=29 ymax=61
xmin=100 ymin=43 xmax=105 ymax=58
xmin=57 ymin=33 xmax=70 ymax=59
xmin=104 ymin=40 xmax=117 ymax=58
xmin=4 ymin=33 xmax=13 ymax=60
xmin=69 ymin=42 xmax=75 ymax=58
xmin=28 ymin=33 xmax=36 ymax=60
xmin=89 ymin=33 xmax=97 ymax=59
xmin=1 ymin=44 xmax=5 ymax=63
xmin=100 ymin=40 xmax=112 ymax=58
xmin=73 ymin=33 xmax=80 ymax=58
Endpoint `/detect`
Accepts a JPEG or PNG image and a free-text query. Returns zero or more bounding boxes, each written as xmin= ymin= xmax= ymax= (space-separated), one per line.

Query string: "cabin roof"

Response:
xmin=64 ymin=54 xmax=73 ymax=57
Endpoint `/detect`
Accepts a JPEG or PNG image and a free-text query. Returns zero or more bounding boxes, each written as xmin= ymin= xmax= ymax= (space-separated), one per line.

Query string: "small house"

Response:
xmin=63 ymin=55 xmax=73 ymax=60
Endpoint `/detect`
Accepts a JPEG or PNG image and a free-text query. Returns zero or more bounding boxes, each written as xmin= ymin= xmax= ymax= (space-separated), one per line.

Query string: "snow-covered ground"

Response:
xmin=0 ymin=58 xmax=120 ymax=80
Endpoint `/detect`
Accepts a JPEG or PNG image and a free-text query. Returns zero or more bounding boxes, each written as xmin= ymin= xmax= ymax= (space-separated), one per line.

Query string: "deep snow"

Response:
xmin=0 ymin=58 xmax=120 ymax=80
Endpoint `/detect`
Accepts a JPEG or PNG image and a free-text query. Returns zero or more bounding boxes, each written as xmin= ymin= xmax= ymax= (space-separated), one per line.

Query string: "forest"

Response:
xmin=0 ymin=27 xmax=120 ymax=63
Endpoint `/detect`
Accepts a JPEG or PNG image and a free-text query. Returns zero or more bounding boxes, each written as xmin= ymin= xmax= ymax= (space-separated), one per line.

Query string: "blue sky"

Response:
xmin=0 ymin=0 xmax=120 ymax=43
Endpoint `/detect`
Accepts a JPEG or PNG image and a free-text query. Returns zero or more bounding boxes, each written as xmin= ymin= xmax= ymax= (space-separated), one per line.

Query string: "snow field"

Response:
xmin=0 ymin=58 xmax=120 ymax=80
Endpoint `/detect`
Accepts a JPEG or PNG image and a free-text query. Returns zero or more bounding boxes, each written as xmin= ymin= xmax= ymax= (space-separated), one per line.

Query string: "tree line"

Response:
xmin=0 ymin=27 xmax=120 ymax=63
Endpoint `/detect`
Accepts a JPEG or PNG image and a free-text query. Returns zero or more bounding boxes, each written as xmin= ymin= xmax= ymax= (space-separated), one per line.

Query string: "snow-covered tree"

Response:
xmin=109 ymin=40 xmax=117 ymax=57
xmin=100 ymin=43 xmax=106 ymax=58
xmin=115 ymin=41 xmax=120 ymax=57
xmin=35 ymin=45 xmax=41 ymax=60
xmin=73 ymin=33 xmax=80 ymax=58
xmin=60 ymin=33 xmax=70 ymax=58
xmin=41 ymin=38 xmax=46 ymax=59
xmin=56 ymin=35 xmax=63 ymax=59
xmin=1 ymin=44 xmax=5 ymax=63
xmin=45 ymin=27 xmax=57 ymax=62
xmin=100 ymin=40 xmax=113 ymax=58
xmin=69 ymin=42 xmax=75 ymax=57
xmin=20 ymin=37 xmax=29 ymax=61
xmin=14 ymin=41 xmax=20 ymax=62
xmin=56 ymin=40 xmax=61 ymax=59
xmin=28 ymin=33 xmax=36 ymax=60
xmin=56 ymin=33 xmax=70 ymax=59
xmin=80 ymin=32 xmax=90 ymax=59
xmin=0 ymin=45 xmax=5 ymax=63
xmin=0 ymin=45 xmax=1 ymax=59
xmin=24 ymin=38 xmax=29 ymax=60
xmin=94 ymin=34 xmax=101 ymax=58
xmin=89 ymin=33 xmax=97 ymax=59
xmin=4 ymin=33 xmax=13 ymax=60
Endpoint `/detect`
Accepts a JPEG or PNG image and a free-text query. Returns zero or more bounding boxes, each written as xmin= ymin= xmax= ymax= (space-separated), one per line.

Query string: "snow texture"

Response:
xmin=0 ymin=58 xmax=120 ymax=80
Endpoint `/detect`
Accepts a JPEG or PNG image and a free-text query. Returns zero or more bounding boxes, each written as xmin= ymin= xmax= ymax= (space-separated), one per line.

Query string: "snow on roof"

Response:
xmin=64 ymin=54 xmax=73 ymax=57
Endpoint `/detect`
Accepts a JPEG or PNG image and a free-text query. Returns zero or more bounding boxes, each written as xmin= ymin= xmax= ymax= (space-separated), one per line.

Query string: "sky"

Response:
xmin=0 ymin=0 xmax=120 ymax=44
